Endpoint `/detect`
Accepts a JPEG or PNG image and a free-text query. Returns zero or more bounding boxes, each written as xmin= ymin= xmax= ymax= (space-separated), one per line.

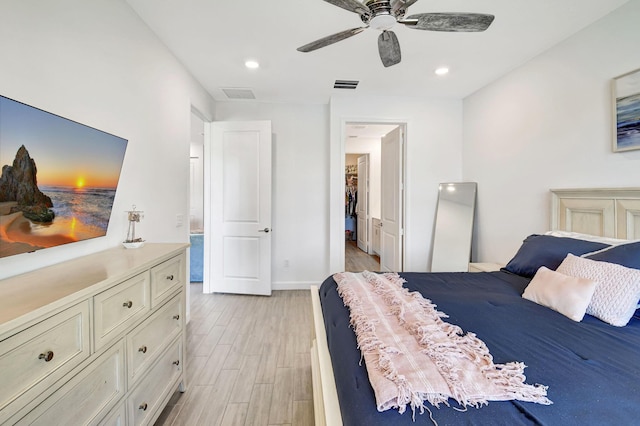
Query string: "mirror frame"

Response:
xmin=430 ymin=182 xmax=477 ymax=272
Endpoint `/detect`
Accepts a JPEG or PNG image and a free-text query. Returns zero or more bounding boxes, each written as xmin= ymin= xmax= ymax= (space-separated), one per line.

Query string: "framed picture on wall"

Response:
xmin=613 ymin=67 xmax=640 ymax=152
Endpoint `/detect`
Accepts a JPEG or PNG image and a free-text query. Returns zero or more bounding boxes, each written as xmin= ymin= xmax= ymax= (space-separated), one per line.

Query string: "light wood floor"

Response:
xmin=155 ymin=284 xmax=314 ymax=426
xmin=345 ymin=240 xmax=380 ymax=272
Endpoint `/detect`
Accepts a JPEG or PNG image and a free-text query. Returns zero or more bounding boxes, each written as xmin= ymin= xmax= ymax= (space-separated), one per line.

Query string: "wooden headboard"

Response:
xmin=551 ymin=188 xmax=640 ymax=240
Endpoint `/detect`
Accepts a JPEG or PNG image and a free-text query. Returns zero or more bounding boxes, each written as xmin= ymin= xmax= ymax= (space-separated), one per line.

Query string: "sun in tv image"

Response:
xmin=0 ymin=95 xmax=128 ymax=259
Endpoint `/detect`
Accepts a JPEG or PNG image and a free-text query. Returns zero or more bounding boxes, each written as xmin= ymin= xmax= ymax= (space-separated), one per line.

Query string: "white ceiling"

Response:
xmin=126 ymin=0 xmax=628 ymax=104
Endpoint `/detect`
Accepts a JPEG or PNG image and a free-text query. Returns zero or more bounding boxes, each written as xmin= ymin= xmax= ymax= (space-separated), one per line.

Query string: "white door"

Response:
xmin=380 ymin=127 xmax=403 ymax=272
xmin=204 ymin=121 xmax=272 ymax=295
xmin=356 ymin=155 xmax=368 ymax=253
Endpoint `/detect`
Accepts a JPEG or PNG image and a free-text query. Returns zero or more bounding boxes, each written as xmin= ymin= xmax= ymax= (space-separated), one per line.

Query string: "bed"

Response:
xmin=310 ymin=188 xmax=640 ymax=426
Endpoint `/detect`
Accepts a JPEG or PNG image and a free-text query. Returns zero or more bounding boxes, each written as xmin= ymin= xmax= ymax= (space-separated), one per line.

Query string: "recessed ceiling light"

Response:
xmin=435 ymin=67 xmax=449 ymax=76
xmin=245 ymin=60 xmax=260 ymax=69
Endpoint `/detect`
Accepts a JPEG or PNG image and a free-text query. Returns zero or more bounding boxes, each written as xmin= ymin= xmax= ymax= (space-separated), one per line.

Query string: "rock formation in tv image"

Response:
xmin=0 ymin=146 xmax=68 ymax=257
xmin=0 ymin=145 xmax=55 ymax=221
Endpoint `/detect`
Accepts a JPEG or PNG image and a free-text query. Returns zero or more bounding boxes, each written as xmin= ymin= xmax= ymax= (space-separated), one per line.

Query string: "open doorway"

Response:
xmin=345 ymin=152 xmax=380 ymax=271
xmin=344 ymin=123 xmax=403 ymax=272
xmin=189 ymin=111 xmax=205 ymax=285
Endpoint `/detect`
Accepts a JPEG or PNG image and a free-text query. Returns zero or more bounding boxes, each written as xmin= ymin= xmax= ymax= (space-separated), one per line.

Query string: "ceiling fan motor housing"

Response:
xmin=362 ymin=0 xmax=402 ymax=30
xmin=365 ymin=0 xmax=392 ymax=15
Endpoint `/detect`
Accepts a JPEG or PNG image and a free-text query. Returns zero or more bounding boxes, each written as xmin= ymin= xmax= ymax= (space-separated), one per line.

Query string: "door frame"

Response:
xmin=332 ymin=118 xmax=407 ymax=272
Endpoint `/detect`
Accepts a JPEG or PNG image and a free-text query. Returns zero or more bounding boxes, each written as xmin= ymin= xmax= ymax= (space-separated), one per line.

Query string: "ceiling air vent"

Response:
xmin=221 ymin=88 xmax=256 ymax=100
xmin=334 ymin=80 xmax=359 ymax=89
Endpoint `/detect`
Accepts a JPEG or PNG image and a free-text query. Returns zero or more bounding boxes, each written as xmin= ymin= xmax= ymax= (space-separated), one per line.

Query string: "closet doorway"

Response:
xmin=344 ymin=123 xmax=403 ymax=272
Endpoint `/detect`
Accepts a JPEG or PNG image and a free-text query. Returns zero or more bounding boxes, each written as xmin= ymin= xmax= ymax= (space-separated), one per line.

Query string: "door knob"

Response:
xmin=258 ymin=228 xmax=271 ymax=233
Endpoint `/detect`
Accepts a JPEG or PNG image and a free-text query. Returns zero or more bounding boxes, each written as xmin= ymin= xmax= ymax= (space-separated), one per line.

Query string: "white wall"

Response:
xmin=463 ymin=0 xmax=640 ymax=265
xmin=215 ymin=95 xmax=463 ymax=284
xmin=330 ymin=96 xmax=464 ymax=273
xmin=214 ymin=101 xmax=330 ymax=289
xmin=0 ymin=0 xmax=214 ymax=279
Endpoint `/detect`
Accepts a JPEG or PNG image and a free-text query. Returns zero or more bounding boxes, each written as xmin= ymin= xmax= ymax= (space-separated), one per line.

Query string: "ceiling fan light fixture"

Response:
xmin=245 ymin=60 xmax=260 ymax=69
xmin=369 ymin=14 xmax=396 ymax=31
xmin=435 ymin=67 xmax=450 ymax=76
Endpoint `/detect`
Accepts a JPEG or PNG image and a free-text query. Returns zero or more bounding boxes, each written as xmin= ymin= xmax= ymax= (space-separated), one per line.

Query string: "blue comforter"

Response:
xmin=319 ymin=271 xmax=640 ymax=425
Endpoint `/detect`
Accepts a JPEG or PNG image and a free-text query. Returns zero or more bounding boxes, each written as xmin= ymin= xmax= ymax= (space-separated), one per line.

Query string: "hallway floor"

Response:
xmin=345 ymin=240 xmax=380 ymax=272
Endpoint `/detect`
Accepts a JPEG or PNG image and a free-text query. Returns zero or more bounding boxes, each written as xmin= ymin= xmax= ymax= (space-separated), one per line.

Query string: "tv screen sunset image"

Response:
xmin=0 ymin=95 xmax=128 ymax=258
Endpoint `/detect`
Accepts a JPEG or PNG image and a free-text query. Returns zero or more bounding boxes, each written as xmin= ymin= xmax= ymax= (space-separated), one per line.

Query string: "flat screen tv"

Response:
xmin=0 ymin=95 xmax=128 ymax=259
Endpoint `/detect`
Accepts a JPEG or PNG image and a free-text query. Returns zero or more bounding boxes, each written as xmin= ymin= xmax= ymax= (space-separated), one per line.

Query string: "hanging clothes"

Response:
xmin=346 ymin=186 xmax=357 ymax=217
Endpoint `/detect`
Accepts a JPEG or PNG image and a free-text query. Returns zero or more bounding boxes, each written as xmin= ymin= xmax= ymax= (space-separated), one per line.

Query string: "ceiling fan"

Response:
xmin=297 ymin=0 xmax=494 ymax=67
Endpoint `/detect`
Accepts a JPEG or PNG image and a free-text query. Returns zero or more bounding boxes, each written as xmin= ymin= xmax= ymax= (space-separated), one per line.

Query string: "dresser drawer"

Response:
xmin=127 ymin=338 xmax=182 ymax=426
xmin=16 ymin=340 xmax=125 ymax=426
xmin=127 ymin=295 xmax=183 ymax=385
xmin=150 ymin=255 xmax=184 ymax=307
xmin=94 ymin=272 xmax=151 ymax=350
xmin=0 ymin=301 xmax=90 ymax=421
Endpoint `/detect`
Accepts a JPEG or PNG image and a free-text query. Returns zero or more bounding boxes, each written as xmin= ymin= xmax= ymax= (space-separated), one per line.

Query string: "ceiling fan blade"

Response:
xmin=297 ymin=27 xmax=367 ymax=53
xmin=323 ymin=0 xmax=368 ymax=15
xmin=378 ymin=30 xmax=401 ymax=67
xmin=404 ymin=13 xmax=495 ymax=32
xmin=391 ymin=0 xmax=420 ymax=14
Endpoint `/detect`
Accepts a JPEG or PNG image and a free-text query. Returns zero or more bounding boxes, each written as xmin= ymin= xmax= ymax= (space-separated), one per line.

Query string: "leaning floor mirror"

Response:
xmin=430 ymin=182 xmax=477 ymax=272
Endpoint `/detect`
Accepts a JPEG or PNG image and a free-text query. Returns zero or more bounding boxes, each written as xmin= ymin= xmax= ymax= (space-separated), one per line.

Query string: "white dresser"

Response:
xmin=0 ymin=243 xmax=188 ymax=426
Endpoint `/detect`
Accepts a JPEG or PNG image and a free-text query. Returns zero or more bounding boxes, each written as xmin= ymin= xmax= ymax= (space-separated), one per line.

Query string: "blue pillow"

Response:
xmin=504 ymin=234 xmax=610 ymax=278
xmin=584 ymin=241 xmax=640 ymax=270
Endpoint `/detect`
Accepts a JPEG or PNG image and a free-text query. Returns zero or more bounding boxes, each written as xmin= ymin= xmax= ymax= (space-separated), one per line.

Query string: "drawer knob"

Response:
xmin=138 ymin=345 xmax=148 ymax=354
xmin=139 ymin=402 xmax=148 ymax=411
xmin=166 ymin=274 xmax=174 ymax=281
xmin=173 ymin=360 xmax=180 ymax=366
xmin=173 ymin=314 xmax=180 ymax=320
xmin=123 ymin=301 xmax=133 ymax=309
xmin=38 ymin=351 xmax=54 ymax=362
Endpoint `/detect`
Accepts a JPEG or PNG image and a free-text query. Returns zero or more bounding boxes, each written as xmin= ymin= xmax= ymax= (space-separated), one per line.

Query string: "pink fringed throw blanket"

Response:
xmin=333 ymin=271 xmax=551 ymax=416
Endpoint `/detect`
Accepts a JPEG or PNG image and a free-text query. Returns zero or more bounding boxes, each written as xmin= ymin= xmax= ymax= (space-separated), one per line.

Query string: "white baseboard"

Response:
xmin=272 ymin=281 xmax=318 ymax=290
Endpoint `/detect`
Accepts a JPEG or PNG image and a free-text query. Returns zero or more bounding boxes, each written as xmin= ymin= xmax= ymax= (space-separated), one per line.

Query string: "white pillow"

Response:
xmin=523 ymin=267 xmax=597 ymax=321
xmin=556 ymin=254 xmax=640 ymax=326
